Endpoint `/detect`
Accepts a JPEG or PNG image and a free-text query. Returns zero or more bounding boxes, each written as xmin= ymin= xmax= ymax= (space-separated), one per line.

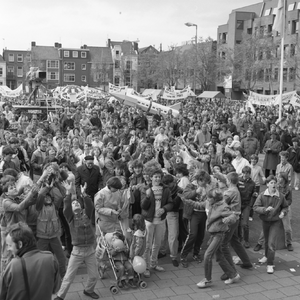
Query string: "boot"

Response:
xmin=286 ymin=232 xmax=293 ymax=251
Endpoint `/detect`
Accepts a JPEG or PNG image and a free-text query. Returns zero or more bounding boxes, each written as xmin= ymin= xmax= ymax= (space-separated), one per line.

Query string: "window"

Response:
xmin=73 ymin=51 xmax=78 ymax=58
xmin=81 ymin=64 xmax=86 ymax=70
xmin=114 ymin=76 xmax=120 ymax=85
xmin=81 ymin=75 xmax=86 ymax=82
xmin=47 ymin=72 xmax=59 ymax=81
xmin=290 ymin=44 xmax=296 ymax=57
xmin=291 ymin=20 xmax=298 ymax=34
xmin=115 ymin=60 xmax=120 ymax=68
xmin=289 ymin=68 xmax=295 ymax=81
xmin=81 ymin=52 xmax=87 ymax=58
xmin=116 ymin=50 xmax=120 ymax=55
xmin=47 ymin=60 xmax=59 ymax=68
xmin=27 ymin=54 xmax=31 ymax=62
xmin=126 ymin=61 xmax=132 ymax=70
xmin=236 ymin=20 xmax=244 ymax=30
xmin=236 ymin=40 xmax=241 ymax=44
xmin=64 ymin=62 xmax=75 ymax=70
xmin=257 ymin=69 xmax=264 ymax=81
xmin=17 ymin=54 xmax=23 ymax=62
xmin=288 ymin=3 xmax=295 ymax=11
xmin=265 ymin=68 xmax=271 ymax=82
xmin=274 ymin=68 xmax=279 ymax=81
xmin=7 ymin=66 xmax=14 ymax=73
xmin=64 ymin=51 xmax=69 ymax=57
xmin=247 ymin=28 xmax=253 ymax=34
xmin=8 ymin=54 xmax=14 ymax=62
xmin=298 ymin=2 xmax=300 ymax=9
xmin=264 ymin=8 xmax=272 ymax=16
xmin=17 ymin=66 xmax=23 ymax=77
xmin=267 ymin=24 xmax=273 ymax=33
xmin=64 ymin=74 xmax=75 ymax=82
xmin=283 ymin=68 xmax=288 ymax=81
xmin=0 ymin=68 xmax=2 ymax=76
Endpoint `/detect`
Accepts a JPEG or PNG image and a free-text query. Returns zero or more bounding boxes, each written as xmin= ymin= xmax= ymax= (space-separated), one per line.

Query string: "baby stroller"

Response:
xmin=96 ymin=222 xmax=147 ymax=294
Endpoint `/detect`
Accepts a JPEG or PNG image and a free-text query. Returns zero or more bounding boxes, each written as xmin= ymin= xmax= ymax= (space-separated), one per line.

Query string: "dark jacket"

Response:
xmin=63 ymin=193 xmax=95 ymax=246
xmin=75 ymin=164 xmax=102 ymax=198
xmin=140 ymin=184 xmax=173 ymax=222
xmin=287 ymin=147 xmax=300 ymax=173
xmin=133 ymin=115 xmax=148 ymax=130
xmin=238 ymin=177 xmax=256 ymax=209
xmin=253 ymin=189 xmax=288 ymax=221
xmin=90 ymin=117 xmax=102 ymax=131
xmin=0 ymin=250 xmax=60 ymax=300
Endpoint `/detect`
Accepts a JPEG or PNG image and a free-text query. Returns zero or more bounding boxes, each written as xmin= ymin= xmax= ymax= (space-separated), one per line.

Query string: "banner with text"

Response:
xmin=161 ymin=86 xmax=191 ymax=101
xmin=249 ymin=90 xmax=296 ymax=106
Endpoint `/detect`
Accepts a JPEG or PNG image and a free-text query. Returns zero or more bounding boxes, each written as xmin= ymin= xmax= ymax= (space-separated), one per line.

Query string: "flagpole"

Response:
xmin=278 ymin=0 xmax=286 ymax=121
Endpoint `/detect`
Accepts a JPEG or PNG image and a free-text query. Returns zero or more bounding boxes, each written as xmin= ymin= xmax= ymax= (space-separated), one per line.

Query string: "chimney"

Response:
xmin=59 ymin=43 xmax=62 ymax=48
xmin=83 ymin=44 xmax=87 ymax=49
xmin=31 ymin=41 xmax=36 ymax=47
xmin=133 ymin=42 xmax=138 ymax=52
xmin=54 ymin=42 xmax=59 ymax=48
xmin=108 ymin=39 xmax=111 ymax=47
xmin=160 ymin=43 xmax=162 ymax=52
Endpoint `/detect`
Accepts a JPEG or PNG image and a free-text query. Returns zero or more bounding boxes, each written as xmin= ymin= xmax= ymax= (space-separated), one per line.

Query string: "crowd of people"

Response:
xmin=0 ymin=96 xmax=299 ymax=298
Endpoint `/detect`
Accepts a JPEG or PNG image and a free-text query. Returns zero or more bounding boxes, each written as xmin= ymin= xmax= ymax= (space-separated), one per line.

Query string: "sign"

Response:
xmin=290 ymin=93 xmax=300 ymax=108
xmin=108 ymin=83 xmax=127 ymax=94
xmin=161 ymin=86 xmax=191 ymax=101
xmin=249 ymin=90 xmax=296 ymax=106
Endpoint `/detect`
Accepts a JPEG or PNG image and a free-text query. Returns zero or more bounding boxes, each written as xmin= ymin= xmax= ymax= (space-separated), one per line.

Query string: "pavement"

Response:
xmin=53 ymin=242 xmax=300 ymax=300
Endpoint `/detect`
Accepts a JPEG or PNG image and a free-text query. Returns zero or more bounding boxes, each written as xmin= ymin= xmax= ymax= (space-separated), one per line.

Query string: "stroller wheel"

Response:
xmin=110 ymin=286 xmax=119 ymax=294
xmin=139 ymin=281 xmax=147 ymax=289
xmin=98 ymin=266 xmax=105 ymax=279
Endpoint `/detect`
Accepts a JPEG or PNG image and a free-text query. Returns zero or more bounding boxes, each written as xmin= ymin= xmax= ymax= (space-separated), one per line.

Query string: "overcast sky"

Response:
xmin=1 ymin=0 xmax=261 ymax=51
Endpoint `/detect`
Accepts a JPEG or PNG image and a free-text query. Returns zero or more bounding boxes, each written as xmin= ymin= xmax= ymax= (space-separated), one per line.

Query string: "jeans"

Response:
xmin=59 ymin=207 xmax=73 ymax=255
xmin=181 ymin=211 xmax=207 ymax=258
xmin=37 ymin=237 xmax=66 ymax=277
xmin=204 ymin=232 xmax=236 ymax=281
xmin=222 ymin=220 xmax=251 ymax=270
xmin=293 ymin=172 xmax=300 ymax=189
xmin=178 ymin=209 xmax=188 ymax=249
xmin=57 ymin=245 xmax=98 ymax=299
xmin=143 ymin=220 xmax=166 ymax=269
xmin=115 ymin=261 xmax=134 ymax=281
xmin=257 ymin=207 xmax=293 ymax=246
xmin=238 ymin=206 xmax=251 ymax=242
xmin=160 ymin=212 xmax=179 ymax=259
xmin=262 ymin=220 xmax=282 ymax=265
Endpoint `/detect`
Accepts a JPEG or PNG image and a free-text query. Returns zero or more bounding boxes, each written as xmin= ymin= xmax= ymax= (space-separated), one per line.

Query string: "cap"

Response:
xmin=85 ymin=155 xmax=94 ymax=161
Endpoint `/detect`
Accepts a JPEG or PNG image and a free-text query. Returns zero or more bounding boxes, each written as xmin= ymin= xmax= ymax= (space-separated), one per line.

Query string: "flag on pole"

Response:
xmin=273 ymin=0 xmax=284 ymax=33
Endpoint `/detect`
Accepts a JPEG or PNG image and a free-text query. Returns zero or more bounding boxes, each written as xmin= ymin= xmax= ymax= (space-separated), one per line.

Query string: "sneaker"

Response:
xmin=151 ymin=265 xmax=165 ymax=272
xmin=197 ymin=278 xmax=212 ymax=288
xmin=224 ymin=274 xmax=240 ymax=285
xmin=143 ymin=269 xmax=151 ymax=278
xmin=295 ymin=187 xmax=299 ymax=191
xmin=83 ymin=290 xmax=100 ymax=299
xmin=172 ymin=259 xmax=179 ymax=267
xmin=180 ymin=258 xmax=188 ymax=268
xmin=54 ymin=297 xmax=63 ymax=300
xmin=259 ymin=256 xmax=267 ymax=264
xmin=287 ymin=244 xmax=294 ymax=251
xmin=253 ymin=244 xmax=262 ymax=252
xmin=249 ymin=217 xmax=253 ymax=221
xmin=240 ymin=263 xmax=253 ymax=269
xmin=244 ymin=241 xmax=250 ymax=249
xmin=220 ymin=273 xmax=229 ymax=280
xmin=193 ymin=254 xmax=202 ymax=263
xmin=267 ymin=265 xmax=274 ymax=274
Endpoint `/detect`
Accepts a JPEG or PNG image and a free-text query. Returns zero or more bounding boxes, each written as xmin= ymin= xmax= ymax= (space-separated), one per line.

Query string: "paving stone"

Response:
xmin=189 ymin=292 xmax=210 ymax=299
xmin=172 ymin=269 xmax=194 ymax=278
xmin=241 ymin=275 xmax=263 ymax=284
xmin=262 ymin=289 xmax=286 ymax=299
xmin=64 ymin=292 xmax=81 ymax=300
xmin=206 ymin=289 xmax=233 ymax=298
xmin=155 ymin=271 xmax=177 ymax=280
xmin=154 ymin=279 xmax=177 ymax=288
xmin=273 ymin=270 xmax=294 ymax=278
xmin=258 ymin=280 xmax=281 ymax=290
xmin=244 ymin=293 xmax=270 ymax=300
xmin=275 ymin=277 xmax=298 ymax=286
xmin=133 ymin=290 xmax=157 ymax=300
xmin=225 ymin=286 xmax=248 ymax=297
xmin=171 ymin=285 xmax=194 ymax=295
xmin=280 ymin=286 xmax=300 ymax=297
xmin=68 ymin=282 xmax=85 ymax=292
xmin=153 ymin=287 xmax=176 ymax=298
xmin=112 ymin=293 xmax=137 ymax=300
xmin=242 ymin=283 xmax=265 ymax=293
xmin=171 ymin=296 xmax=192 ymax=300
xmin=172 ymin=276 xmax=195 ymax=286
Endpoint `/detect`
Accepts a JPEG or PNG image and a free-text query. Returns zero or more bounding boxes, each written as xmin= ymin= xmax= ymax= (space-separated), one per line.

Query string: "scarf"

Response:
xmin=17 ymin=244 xmax=38 ymax=258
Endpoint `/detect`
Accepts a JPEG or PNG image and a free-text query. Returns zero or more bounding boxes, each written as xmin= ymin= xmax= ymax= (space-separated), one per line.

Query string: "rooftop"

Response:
xmin=31 ymin=45 xmax=59 ymax=60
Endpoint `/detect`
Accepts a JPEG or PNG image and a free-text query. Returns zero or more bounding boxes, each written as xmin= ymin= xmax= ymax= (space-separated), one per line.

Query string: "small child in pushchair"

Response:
xmin=108 ymin=231 xmax=137 ymax=289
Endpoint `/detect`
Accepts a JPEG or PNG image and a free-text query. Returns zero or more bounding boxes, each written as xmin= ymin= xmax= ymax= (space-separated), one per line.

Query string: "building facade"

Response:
xmin=2 ymin=49 xmax=30 ymax=89
xmin=217 ymin=0 xmax=300 ymax=99
xmin=108 ymin=39 xmax=139 ymax=90
xmin=0 ymin=55 xmax=6 ymax=86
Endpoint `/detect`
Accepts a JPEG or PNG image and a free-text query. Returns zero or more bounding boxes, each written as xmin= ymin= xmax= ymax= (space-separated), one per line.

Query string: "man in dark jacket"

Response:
xmin=75 ymin=155 xmax=102 ymax=200
xmin=280 ymin=125 xmax=296 ymax=150
xmin=1 ymin=222 xmax=60 ymax=300
xmin=90 ymin=111 xmax=102 ymax=131
xmin=133 ymin=109 xmax=148 ymax=139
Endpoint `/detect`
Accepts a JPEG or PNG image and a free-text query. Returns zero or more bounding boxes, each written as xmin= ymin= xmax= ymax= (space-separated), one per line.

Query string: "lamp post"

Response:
xmin=185 ymin=22 xmax=198 ymax=94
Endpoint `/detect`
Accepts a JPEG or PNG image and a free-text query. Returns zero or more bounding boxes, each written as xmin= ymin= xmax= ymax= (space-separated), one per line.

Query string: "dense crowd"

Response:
xmin=0 ymin=96 xmax=299 ymax=299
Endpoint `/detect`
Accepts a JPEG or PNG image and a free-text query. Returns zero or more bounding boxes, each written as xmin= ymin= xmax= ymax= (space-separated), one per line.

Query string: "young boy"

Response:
xmin=141 ymin=167 xmax=173 ymax=277
xmin=54 ymin=182 xmax=99 ymax=300
xmin=238 ymin=166 xmax=256 ymax=248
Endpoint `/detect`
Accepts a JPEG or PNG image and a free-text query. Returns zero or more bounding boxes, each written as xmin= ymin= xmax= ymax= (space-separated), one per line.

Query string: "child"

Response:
xmin=253 ymin=176 xmax=288 ymax=274
xmin=141 ymin=167 xmax=173 ymax=277
xmin=129 ymin=214 xmax=147 ymax=258
xmin=107 ymin=231 xmax=136 ymax=289
xmin=237 ymin=166 xmax=256 ymax=248
xmin=183 ymin=189 xmax=237 ymax=288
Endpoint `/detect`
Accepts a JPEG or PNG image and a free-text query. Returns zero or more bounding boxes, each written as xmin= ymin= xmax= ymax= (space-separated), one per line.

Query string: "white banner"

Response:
xmin=108 ymin=83 xmax=127 ymax=94
xmin=249 ymin=90 xmax=296 ymax=106
xmin=161 ymin=86 xmax=191 ymax=100
xmin=290 ymin=93 xmax=300 ymax=108
xmin=0 ymin=84 xmax=23 ymax=98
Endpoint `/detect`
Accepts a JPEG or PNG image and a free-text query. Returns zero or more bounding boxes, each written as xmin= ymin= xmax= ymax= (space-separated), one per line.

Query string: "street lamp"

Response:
xmin=185 ymin=22 xmax=198 ymax=94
